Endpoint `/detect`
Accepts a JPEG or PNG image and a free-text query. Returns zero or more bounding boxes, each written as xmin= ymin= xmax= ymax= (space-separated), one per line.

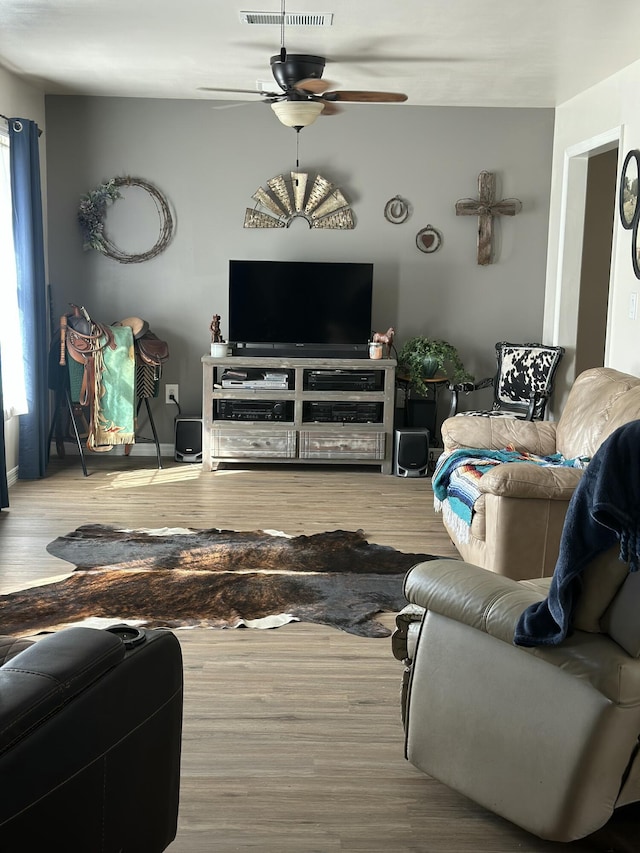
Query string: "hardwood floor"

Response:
xmin=2 ymin=456 xmax=639 ymax=852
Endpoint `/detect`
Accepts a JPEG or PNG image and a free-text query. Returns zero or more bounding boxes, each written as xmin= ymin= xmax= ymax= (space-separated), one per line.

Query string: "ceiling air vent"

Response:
xmin=239 ymin=11 xmax=333 ymax=27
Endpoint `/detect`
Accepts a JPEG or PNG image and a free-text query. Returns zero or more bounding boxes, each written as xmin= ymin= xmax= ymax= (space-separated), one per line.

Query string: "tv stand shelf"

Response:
xmin=202 ymin=356 xmax=396 ymax=473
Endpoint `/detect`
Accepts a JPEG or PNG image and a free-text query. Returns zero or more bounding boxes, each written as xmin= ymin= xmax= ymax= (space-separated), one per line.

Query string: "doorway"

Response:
xmin=551 ymin=127 xmax=621 ymax=410
xmin=575 ymin=147 xmax=618 ymax=376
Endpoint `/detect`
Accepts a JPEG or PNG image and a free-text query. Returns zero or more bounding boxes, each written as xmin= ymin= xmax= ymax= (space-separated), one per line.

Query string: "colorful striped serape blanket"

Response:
xmin=433 ymin=446 xmax=589 ymax=544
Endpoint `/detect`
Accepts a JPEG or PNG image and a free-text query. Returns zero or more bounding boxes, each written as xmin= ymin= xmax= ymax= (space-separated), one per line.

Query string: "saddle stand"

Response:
xmin=47 ymin=307 xmax=167 ymax=476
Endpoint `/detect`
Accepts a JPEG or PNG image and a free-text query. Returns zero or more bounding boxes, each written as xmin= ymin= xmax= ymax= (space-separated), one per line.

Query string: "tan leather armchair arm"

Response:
xmin=403 ymin=559 xmax=547 ymax=644
xmin=477 ymin=462 xmax=584 ymax=500
xmin=441 ymin=416 xmax=558 ymax=455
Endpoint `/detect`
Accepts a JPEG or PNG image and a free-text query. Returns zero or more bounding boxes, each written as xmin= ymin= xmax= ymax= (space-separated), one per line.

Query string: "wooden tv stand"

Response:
xmin=202 ymin=355 xmax=396 ymax=473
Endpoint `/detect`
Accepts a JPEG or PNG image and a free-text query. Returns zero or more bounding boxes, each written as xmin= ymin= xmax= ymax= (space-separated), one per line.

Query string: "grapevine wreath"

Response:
xmin=77 ymin=176 xmax=174 ymax=263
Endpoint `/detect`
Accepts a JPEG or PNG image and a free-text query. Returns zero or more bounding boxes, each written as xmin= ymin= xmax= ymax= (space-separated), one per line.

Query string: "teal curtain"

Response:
xmin=9 ymin=118 xmax=48 ymax=479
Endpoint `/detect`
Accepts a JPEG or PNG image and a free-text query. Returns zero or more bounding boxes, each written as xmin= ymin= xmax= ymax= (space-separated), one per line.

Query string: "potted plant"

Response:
xmin=398 ymin=336 xmax=472 ymax=397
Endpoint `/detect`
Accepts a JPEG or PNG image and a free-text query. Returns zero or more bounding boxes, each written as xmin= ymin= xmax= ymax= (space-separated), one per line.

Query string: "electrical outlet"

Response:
xmin=630 ymin=292 xmax=638 ymax=321
xmin=165 ymin=384 xmax=179 ymax=404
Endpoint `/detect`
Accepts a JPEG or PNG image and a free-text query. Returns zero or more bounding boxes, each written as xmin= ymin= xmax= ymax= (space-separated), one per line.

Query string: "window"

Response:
xmin=0 ymin=127 xmax=27 ymax=419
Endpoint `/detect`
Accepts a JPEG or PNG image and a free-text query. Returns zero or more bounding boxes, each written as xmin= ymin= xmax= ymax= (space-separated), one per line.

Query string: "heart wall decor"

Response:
xmin=416 ymin=224 xmax=442 ymax=254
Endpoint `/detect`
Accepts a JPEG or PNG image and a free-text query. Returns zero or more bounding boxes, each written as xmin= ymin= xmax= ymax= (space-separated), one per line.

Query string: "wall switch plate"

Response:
xmin=630 ymin=292 xmax=638 ymax=321
xmin=165 ymin=383 xmax=179 ymax=404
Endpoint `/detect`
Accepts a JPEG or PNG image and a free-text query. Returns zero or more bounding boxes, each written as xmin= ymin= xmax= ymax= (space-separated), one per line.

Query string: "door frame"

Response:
xmin=552 ymin=126 xmax=621 ymax=391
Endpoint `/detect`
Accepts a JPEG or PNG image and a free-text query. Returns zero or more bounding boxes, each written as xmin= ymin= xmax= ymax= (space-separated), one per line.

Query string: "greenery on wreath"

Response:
xmin=398 ymin=336 xmax=473 ymax=396
xmin=77 ymin=179 xmax=122 ymax=253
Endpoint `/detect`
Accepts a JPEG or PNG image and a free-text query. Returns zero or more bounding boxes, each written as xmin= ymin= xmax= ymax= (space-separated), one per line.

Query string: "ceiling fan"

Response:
xmin=199 ymin=4 xmax=407 ymax=130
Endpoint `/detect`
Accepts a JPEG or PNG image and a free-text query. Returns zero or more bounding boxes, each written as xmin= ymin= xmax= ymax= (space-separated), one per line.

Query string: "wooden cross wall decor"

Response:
xmin=455 ymin=171 xmax=522 ymax=265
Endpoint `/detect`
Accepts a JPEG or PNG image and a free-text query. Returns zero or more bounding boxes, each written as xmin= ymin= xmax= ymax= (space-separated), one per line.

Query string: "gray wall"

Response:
xmin=45 ymin=95 xmax=554 ymax=442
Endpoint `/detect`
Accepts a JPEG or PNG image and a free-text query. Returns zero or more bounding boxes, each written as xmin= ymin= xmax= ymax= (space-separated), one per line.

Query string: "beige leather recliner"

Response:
xmin=437 ymin=367 xmax=640 ymax=579
xmin=396 ymin=417 xmax=640 ymax=841
xmin=395 ymin=549 xmax=640 ymax=842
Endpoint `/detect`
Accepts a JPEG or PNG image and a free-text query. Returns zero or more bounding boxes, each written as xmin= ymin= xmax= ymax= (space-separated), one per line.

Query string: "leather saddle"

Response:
xmin=112 ymin=317 xmax=169 ymax=370
xmin=60 ymin=305 xmax=115 ymax=367
xmin=136 ymin=330 xmax=169 ymax=368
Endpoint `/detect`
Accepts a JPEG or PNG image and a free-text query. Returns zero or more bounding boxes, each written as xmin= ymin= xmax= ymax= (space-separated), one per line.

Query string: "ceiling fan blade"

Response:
xmin=323 ymin=90 xmax=408 ymax=103
xmin=319 ymin=100 xmax=341 ymax=116
xmin=294 ymin=78 xmax=337 ymax=95
xmin=198 ymin=86 xmax=268 ymax=96
xmin=230 ymin=41 xmax=464 ymax=65
xmin=210 ymin=101 xmax=260 ymax=111
xmin=328 ymin=54 xmax=462 ymax=65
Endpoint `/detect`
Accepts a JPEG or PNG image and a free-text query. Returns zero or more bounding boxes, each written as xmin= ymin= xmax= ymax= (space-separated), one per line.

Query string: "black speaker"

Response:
xmin=175 ymin=417 xmax=202 ymax=463
xmin=394 ymin=428 xmax=430 ymax=478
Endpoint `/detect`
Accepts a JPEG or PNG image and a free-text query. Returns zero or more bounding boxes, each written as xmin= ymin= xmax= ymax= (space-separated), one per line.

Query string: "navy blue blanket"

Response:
xmin=514 ymin=419 xmax=640 ymax=647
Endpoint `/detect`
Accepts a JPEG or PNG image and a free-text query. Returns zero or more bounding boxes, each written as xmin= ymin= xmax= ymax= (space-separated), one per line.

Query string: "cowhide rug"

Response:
xmin=1 ymin=524 xmax=439 ymax=638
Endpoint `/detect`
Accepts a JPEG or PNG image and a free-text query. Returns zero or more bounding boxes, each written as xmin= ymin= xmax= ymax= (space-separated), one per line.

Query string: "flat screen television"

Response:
xmin=228 ymin=259 xmax=373 ymax=357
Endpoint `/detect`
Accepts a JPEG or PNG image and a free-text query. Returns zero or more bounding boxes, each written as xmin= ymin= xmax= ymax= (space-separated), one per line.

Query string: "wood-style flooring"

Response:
xmin=1 ymin=455 xmax=639 ymax=852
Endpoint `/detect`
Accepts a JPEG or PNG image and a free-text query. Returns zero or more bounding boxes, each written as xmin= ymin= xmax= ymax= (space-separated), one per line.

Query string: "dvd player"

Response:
xmin=306 ymin=370 xmax=382 ymax=392
xmin=303 ymin=401 xmax=382 ymax=423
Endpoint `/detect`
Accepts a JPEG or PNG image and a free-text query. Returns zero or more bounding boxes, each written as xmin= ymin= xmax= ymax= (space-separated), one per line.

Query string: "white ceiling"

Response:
xmin=1 ymin=0 xmax=640 ymax=109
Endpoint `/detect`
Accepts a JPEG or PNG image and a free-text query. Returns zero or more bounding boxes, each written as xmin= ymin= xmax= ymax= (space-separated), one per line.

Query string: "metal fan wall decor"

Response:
xmin=244 ymin=172 xmax=355 ymax=229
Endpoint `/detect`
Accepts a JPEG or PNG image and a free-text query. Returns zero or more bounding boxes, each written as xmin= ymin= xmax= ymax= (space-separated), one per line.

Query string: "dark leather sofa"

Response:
xmin=0 ymin=624 xmax=183 ymax=851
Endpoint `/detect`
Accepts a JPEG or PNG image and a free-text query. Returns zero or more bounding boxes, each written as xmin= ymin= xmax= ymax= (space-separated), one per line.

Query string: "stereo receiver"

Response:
xmin=216 ymin=400 xmax=292 ymax=421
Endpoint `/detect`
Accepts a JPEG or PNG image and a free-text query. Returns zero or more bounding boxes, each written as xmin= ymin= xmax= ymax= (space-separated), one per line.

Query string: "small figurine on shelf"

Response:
xmin=370 ymin=326 xmax=395 ymax=358
xmin=210 ymin=314 xmax=228 ymax=357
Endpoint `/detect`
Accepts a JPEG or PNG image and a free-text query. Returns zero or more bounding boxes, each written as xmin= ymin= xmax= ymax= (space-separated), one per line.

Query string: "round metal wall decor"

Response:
xmin=384 ymin=195 xmax=411 ymax=224
xmin=416 ymin=225 xmax=442 ymax=254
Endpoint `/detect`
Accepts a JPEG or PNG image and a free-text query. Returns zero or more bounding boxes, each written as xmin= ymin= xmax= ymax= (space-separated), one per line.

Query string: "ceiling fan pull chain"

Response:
xmin=280 ymin=0 xmax=286 ymax=62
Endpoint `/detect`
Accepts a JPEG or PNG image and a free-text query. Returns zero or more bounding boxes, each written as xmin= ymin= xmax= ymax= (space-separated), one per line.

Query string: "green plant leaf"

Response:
xmin=398 ymin=336 xmax=473 ymax=395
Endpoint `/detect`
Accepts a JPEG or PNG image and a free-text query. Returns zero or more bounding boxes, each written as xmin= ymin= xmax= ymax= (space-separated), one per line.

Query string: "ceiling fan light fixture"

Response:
xmin=271 ymin=100 xmax=323 ymax=128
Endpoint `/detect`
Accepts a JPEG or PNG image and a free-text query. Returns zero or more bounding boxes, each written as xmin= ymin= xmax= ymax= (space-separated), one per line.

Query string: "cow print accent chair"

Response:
xmin=449 ymin=342 xmax=565 ymax=421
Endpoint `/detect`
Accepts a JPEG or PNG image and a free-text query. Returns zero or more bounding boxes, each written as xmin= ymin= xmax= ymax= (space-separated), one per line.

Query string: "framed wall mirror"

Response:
xmin=619 ymin=149 xmax=640 ymax=230
xmin=633 ymin=216 xmax=640 ymax=279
